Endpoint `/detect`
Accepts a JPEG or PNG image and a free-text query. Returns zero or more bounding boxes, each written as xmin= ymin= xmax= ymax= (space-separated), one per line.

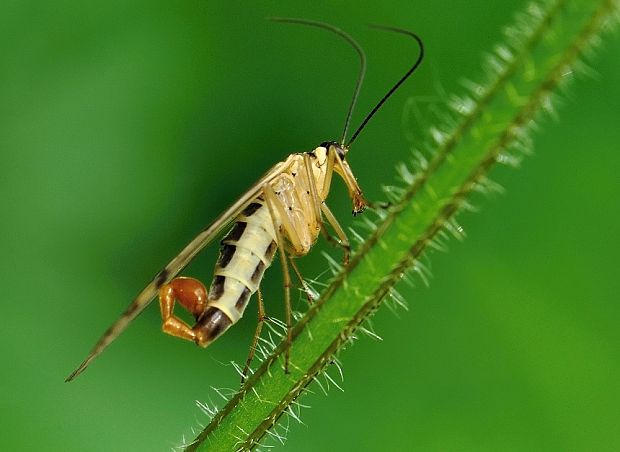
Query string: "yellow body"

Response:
xmin=208 ymin=143 xmax=365 ymax=326
xmin=65 ymin=18 xmax=423 ymax=382
xmin=65 ymin=143 xmax=366 ymax=380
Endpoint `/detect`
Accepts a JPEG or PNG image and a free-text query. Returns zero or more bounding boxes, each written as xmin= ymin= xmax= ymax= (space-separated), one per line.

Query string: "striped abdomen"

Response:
xmin=194 ymin=199 xmax=278 ymax=345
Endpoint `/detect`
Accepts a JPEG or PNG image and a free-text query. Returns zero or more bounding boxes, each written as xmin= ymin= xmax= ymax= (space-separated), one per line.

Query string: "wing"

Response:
xmin=65 ymin=162 xmax=288 ymax=382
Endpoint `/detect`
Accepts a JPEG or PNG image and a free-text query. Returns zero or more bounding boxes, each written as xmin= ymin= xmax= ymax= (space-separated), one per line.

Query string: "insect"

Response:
xmin=65 ymin=18 xmax=424 ymax=382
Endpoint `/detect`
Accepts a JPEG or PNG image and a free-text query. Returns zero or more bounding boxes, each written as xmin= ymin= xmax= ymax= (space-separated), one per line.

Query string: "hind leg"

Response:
xmin=241 ymin=287 xmax=266 ymax=384
xmin=158 ymin=277 xmax=208 ymax=343
xmin=289 ymin=256 xmax=315 ymax=305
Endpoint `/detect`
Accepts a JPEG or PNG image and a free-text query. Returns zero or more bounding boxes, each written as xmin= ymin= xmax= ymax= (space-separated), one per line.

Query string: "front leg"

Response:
xmin=320 ymin=202 xmax=351 ymax=265
xmin=303 ymin=153 xmax=351 ymax=264
xmin=330 ymin=145 xmax=368 ymax=215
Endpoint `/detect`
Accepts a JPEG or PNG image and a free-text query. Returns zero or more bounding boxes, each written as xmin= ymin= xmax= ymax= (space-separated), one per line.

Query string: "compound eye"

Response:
xmin=334 ymin=145 xmax=346 ymax=161
xmin=317 ymin=141 xmax=346 ymax=160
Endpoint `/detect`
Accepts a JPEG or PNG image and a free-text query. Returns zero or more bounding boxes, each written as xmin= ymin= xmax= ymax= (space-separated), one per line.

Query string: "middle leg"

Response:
xmin=262 ymin=183 xmax=295 ymax=374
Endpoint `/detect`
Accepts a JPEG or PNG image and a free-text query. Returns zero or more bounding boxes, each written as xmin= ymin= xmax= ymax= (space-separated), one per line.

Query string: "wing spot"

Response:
xmin=155 ymin=269 xmax=169 ymax=288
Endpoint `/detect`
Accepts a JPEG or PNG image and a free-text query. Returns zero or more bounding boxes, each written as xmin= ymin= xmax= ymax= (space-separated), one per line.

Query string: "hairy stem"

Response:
xmin=185 ymin=0 xmax=619 ymax=449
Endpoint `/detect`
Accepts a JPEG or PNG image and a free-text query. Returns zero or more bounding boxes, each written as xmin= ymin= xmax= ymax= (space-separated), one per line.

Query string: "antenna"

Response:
xmin=347 ymin=25 xmax=424 ymax=146
xmin=269 ymin=17 xmax=367 ymax=145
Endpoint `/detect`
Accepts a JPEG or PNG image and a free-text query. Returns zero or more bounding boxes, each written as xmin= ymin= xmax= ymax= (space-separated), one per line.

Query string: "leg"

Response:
xmin=158 ymin=277 xmax=208 ymax=343
xmin=322 ymin=140 xmax=337 ymax=196
xmin=303 ymin=154 xmax=350 ymax=264
xmin=262 ymin=184 xmax=293 ymax=374
xmin=289 ymin=255 xmax=315 ymax=305
xmin=320 ymin=202 xmax=351 ymax=264
xmin=241 ymin=287 xmax=266 ymax=384
xmin=303 ymin=153 xmax=324 ymax=222
xmin=331 ymin=146 xmax=367 ymax=215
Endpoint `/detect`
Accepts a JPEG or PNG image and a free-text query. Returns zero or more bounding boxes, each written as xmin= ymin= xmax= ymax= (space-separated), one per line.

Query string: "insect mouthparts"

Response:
xmin=319 ymin=140 xmax=338 ymax=149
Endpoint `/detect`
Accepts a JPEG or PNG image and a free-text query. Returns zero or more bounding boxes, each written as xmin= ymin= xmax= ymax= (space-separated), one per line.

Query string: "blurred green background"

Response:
xmin=1 ymin=0 xmax=618 ymax=450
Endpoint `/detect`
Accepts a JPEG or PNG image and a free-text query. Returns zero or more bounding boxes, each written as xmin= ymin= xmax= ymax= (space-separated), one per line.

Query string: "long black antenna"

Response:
xmin=347 ymin=25 xmax=424 ymax=147
xmin=269 ymin=17 xmax=367 ymax=145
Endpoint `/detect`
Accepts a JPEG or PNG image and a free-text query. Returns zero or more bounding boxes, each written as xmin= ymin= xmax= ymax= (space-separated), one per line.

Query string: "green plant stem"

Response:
xmin=186 ymin=0 xmax=619 ymax=449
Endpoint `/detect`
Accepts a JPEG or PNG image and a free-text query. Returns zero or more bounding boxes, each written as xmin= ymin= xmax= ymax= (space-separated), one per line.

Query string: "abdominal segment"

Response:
xmin=204 ymin=200 xmax=278 ymax=333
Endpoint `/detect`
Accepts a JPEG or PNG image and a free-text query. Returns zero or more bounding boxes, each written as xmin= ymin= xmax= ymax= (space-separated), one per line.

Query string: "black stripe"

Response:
xmin=209 ymin=275 xmax=225 ymax=300
xmin=218 ymin=244 xmax=236 ymax=268
xmin=224 ymin=222 xmax=247 ymax=242
xmin=251 ymin=261 xmax=266 ymax=284
xmin=235 ymin=287 xmax=251 ymax=310
xmin=265 ymin=240 xmax=277 ymax=261
xmin=196 ymin=307 xmax=232 ymax=342
xmin=242 ymin=202 xmax=262 ymax=217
